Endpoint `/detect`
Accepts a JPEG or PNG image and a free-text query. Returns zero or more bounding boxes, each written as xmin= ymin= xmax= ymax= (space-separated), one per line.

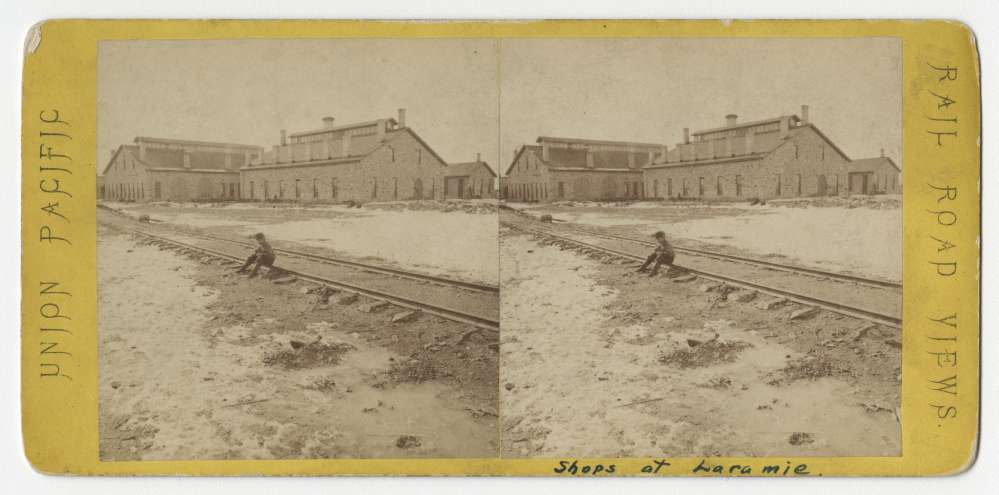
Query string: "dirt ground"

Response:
xmin=499 ymin=229 xmax=900 ymax=458
xmin=98 ymin=225 xmax=497 ymax=460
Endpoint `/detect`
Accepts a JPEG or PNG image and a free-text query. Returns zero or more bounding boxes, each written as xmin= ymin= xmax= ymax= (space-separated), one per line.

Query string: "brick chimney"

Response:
xmin=800 ymin=105 xmax=810 ymax=124
xmin=726 ymin=114 xmax=738 ymax=127
xmin=322 ymin=116 xmax=336 ymax=129
xmin=397 ymin=108 xmax=406 ymax=128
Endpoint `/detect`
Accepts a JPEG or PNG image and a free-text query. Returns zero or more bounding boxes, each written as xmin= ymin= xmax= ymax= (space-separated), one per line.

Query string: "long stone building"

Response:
xmin=444 ymin=155 xmax=497 ymax=199
xmin=643 ymin=106 xmax=900 ymax=200
xmin=503 ymin=136 xmax=662 ymax=201
xmin=99 ymin=137 xmax=262 ymax=201
xmin=240 ymin=110 xmax=451 ymax=202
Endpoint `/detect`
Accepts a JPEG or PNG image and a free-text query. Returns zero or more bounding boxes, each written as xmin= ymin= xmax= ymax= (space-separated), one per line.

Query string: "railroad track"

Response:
xmin=116 ymin=225 xmax=500 ymax=331
xmin=141 ymin=227 xmax=498 ymax=294
xmin=504 ymin=221 xmax=902 ymax=329
xmin=517 ymin=221 xmax=900 ymax=290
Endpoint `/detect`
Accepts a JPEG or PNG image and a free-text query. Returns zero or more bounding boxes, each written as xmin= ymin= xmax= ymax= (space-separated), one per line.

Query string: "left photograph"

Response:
xmin=95 ymin=39 xmax=500 ymax=460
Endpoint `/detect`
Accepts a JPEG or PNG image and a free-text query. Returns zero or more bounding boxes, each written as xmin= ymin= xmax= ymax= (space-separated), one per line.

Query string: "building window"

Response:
xmin=698 ymin=177 xmax=705 ymax=197
xmin=735 ymin=175 xmax=742 ymax=197
xmin=775 ymin=175 xmax=782 ymax=196
xmin=417 ymin=149 xmax=422 ymax=164
xmin=249 ymin=181 xmax=254 ymax=200
xmin=794 ymin=144 xmax=799 ymax=159
xmin=312 ymin=179 xmax=318 ymax=199
xmin=295 ymin=179 xmax=301 ymax=199
xmin=372 ymin=178 xmax=378 ymax=199
xmin=820 ymin=146 xmax=826 ymax=161
xmin=331 ymin=178 xmax=339 ymax=199
xmin=279 ymin=181 xmax=284 ymax=199
xmin=667 ymin=178 xmax=673 ymax=198
xmin=716 ymin=176 xmax=723 ymax=196
xmin=653 ymin=179 xmax=659 ymax=198
xmin=393 ymin=178 xmax=398 ymax=200
xmin=264 ymin=181 xmax=269 ymax=200
xmin=414 ymin=178 xmax=423 ymax=198
xmin=682 ymin=178 xmax=688 ymax=197
xmin=796 ymin=174 xmax=802 ymax=195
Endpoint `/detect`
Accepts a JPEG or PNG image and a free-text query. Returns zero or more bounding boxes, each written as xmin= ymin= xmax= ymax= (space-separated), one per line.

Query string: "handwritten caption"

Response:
xmin=552 ymin=458 xmax=815 ymax=476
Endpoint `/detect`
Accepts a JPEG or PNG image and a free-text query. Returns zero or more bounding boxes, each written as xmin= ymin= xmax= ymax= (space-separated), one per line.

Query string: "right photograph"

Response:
xmin=498 ymin=37 xmax=903 ymax=458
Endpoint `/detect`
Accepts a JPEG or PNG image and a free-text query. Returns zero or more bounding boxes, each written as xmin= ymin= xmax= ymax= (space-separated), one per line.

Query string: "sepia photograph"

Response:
xmin=96 ymin=39 xmax=501 ymax=460
xmin=96 ymin=34 xmax=904 ymax=462
xmin=498 ymin=38 xmax=903 ymax=457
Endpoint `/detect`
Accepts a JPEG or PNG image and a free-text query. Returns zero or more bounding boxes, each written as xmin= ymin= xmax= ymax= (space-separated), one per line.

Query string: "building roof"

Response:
xmin=643 ymin=153 xmax=766 ymax=170
xmin=645 ymin=122 xmax=853 ymax=170
xmin=133 ymin=136 xmax=261 ymax=150
xmin=101 ymin=139 xmax=252 ymax=175
xmin=447 ymin=160 xmax=497 ymax=178
xmin=850 ymin=156 xmax=901 ymax=172
xmin=289 ymin=118 xmax=398 ymax=139
xmin=504 ymin=144 xmax=543 ymax=176
xmin=536 ymin=136 xmax=664 ymax=149
xmin=241 ymin=127 xmax=449 ymax=172
xmin=505 ymin=137 xmax=661 ymax=177
xmin=691 ymin=115 xmax=801 ymax=137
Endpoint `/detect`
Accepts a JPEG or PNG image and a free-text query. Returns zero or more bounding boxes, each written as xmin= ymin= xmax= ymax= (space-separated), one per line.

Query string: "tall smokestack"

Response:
xmin=280 ymin=129 xmax=287 ymax=146
xmin=683 ymin=128 xmax=690 ymax=144
xmin=726 ymin=114 xmax=738 ymax=127
xmin=322 ymin=116 xmax=335 ymax=129
xmin=800 ymin=105 xmax=810 ymax=124
xmin=397 ymin=108 xmax=406 ymax=128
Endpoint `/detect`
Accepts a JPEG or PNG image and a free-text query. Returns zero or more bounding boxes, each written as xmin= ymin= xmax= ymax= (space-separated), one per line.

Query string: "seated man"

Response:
xmin=238 ymin=232 xmax=276 ymax=277
xmin=637 ymin=230 xmax=675 ymax=277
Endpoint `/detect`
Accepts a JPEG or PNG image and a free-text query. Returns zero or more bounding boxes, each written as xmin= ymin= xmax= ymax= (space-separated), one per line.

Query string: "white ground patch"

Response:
xmin=518 ymin=203 xmax=901 ymax=281
xmin=101 ymin=201 xmax=498 ymax=284
xmin=663 ymin=206 xmax=901 ymax=281
xmin=247 ymin=210 xmax=498 ymax=285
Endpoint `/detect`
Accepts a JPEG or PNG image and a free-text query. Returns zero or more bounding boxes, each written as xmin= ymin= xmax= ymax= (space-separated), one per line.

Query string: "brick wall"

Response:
xmin=504 ymin=147 xmax=644 ymax=201
xmin=101 ymin=148 xmax=151 ymax=201
xmin=644 ymin=126 xmax=858 ymax=200
xmin=240 ymin=129 xmax=448 ymax=203
xmin=503 ymin=148 xmax=553 ymax=201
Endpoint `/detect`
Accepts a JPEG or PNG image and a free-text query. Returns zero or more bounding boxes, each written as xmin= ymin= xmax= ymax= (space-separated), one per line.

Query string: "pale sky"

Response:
xmin=499 ymin=37 xmax=901 ymax=170
xmin=99 ymin=37 xmax=901 ymax=176
xmin=98 ymin=39 xmax=500 ymax=172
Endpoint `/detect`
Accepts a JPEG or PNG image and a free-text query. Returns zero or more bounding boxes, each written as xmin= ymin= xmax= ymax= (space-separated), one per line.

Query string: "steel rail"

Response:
xmin=514 ymin=222 xmax=901 ymax=290
xmin=507 ymin=223 xmax=901 ymax=329
xmin=124 ymin=227 xmax=500 ymax=331
xmin=146 ymin=228 xmax=498 ymax=294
